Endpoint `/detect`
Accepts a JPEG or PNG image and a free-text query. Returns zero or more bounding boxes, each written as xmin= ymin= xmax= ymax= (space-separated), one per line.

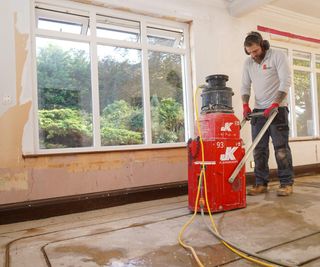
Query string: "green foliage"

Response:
xmin=293 ymin=58 xmax=310 ymax=67
xmin=158 ymin=98 xmax=184 ymax=132
xmin=129 ymin=110 xmax=144 ymax=132
xmin=36 ymin=43 xmax=186 ymax=147
xmin=100 ymin=100 xmax=143 ymax=145
xmin=39 ymin=108 xmax=92 ymax=148
xmin=101 ymin=100 xmax=134 ymax=129
xmin=101 ymin=127 xmax=142 ymax=145
xmin=148 ymin=51 xmax=183 ymax=103
xmin=294 ymin=70 xmax=312 ymax=136
xmin=153 ymin=127 xmax=179 ymax=143
xmin=152 ymin=97 xmax=184 ymax=143
xmin=98 ymin=53 xmax=142 ymax=110
xmin=37 ymin=44 xmax=92 ymax=112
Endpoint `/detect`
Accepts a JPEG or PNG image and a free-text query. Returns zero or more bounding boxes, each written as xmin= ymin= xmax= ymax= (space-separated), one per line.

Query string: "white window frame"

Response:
xmin=271 ymin=40 xmax=320 ymax=140
xmin=30 ymin=0 xmax=193 ymax=155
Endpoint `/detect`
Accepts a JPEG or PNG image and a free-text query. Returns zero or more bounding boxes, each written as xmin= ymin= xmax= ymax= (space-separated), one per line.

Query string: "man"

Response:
xmin=241 ymin=31 xmax=294 ymax=196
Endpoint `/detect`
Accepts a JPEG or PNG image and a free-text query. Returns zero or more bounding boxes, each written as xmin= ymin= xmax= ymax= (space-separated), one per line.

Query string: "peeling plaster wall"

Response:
xmin=0 ymin=0 xmax=319 ymax=205
xmin=0 ymin=1 xmax=33 ymax=201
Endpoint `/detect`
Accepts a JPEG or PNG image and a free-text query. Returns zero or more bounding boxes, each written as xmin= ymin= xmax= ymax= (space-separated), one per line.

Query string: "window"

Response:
xmin=293 ymin=51 xmax=313 ymax=137
xmin=272 ymin=46 xmax=320 ymax=139
xmin=34 ymin=2 xmax=191 ymax=152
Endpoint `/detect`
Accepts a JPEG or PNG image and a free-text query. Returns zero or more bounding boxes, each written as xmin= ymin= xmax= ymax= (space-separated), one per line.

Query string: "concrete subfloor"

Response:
xmin=0 ymin=175 xmax=319 ymax=267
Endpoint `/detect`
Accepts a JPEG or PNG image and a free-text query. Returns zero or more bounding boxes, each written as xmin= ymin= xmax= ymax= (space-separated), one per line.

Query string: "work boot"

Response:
xmin=277 ymin=184 xmax=293 ymax=196
xmin=247 ymin=185 xmax=268 ymax=196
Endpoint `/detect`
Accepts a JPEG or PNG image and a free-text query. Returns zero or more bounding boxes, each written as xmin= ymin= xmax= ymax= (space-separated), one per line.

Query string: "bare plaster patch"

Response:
xmin=0 ymin=13 xmax=30 ymax=190
xmin=0 ymin=171 xmax=28 ymax=190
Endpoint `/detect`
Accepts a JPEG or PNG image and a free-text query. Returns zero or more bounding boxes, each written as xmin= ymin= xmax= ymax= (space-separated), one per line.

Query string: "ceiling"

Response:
xmin=224 ymin=0 xmax=320 ymax=18
xmin=270 ymin=0 xmax=320 ymax=19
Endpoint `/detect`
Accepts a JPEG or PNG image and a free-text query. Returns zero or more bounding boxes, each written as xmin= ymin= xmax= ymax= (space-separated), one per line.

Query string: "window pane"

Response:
xmin=36 ymin=38 xmax=93 ymax=148
xmin=293 ymin=51 xmax=311 ymax=67
xmin=272 ymin=46 xmax=288 ymax=55
xmin=316 ymin=54 xmax=320 ymax=69
xmin=96 ymin=15 xmax=140 ymax=42
xmin=36 ymin=9 xmax=88 ymax=35
xmin=98 ymin=46 xmax=144 ymax=146
xmin=294 ymin=70 xmax=313 ymax=136
xmin=149 ymin=51 xmax=185 ymax=143
xmin=38 ymin=18 xmax=82 ymax=34
xmin=147 ymin=26 xmax=184 ymax=48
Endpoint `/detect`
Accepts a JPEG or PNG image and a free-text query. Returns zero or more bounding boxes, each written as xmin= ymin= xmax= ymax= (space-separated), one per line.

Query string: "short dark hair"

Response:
xmin=243 ymin=31 xmax=270 ymax=54
xmin=244 ymin=31 xmax=263 ymax=47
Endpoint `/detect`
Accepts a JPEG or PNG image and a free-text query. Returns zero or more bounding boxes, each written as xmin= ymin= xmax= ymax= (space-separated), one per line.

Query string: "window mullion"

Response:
xmin=32 ymin=0 xmax=41 ymax=153
xmin=311 ymin=53 xmax=319 ymax=137
xmin=289 ymin=48 xmax=297 ymax=138
xmin=141 ymin=20 xmax=152 ymax=145
xmin=36 ymin=28 xmax=91 ymax=42
xmin=147 ymin=45 xmax=186 ymax=54
xmin=89 ymin=11 xmax=101 ymax=147
xmin=181 ymin=25 xmax=194 ymax=140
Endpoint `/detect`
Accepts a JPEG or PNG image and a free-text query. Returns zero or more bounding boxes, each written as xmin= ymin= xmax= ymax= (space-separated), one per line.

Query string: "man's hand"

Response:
xmin=264 ymin=103 xmax=279 ymax=117
xmin=243 ymin=103 xmax=252 ymax=120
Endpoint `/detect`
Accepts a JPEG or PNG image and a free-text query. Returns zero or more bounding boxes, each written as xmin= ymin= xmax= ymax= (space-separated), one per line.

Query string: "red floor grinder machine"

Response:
xmin=188 ymin=74 xmax=246 ymax=213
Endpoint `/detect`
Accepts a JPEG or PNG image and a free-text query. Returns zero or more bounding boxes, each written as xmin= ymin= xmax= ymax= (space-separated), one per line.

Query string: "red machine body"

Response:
xmin=188 ymin=112 xmax=246 ymax=212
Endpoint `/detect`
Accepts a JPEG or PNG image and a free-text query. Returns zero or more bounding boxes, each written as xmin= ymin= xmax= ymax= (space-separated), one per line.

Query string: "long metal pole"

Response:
xmin=228 ymin=110 xmax=278 ymax=184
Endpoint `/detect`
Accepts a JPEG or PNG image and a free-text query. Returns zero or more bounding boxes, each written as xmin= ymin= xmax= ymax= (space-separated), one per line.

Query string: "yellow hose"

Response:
xmin=178 ymin=86 xmax=275 ymax=267
xmin=178 ymin=168 xmax=205 ymax=267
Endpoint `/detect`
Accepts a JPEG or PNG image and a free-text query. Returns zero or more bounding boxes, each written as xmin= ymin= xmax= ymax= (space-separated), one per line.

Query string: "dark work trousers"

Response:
xmin=251 ymin=107 xmax=294 ymax=186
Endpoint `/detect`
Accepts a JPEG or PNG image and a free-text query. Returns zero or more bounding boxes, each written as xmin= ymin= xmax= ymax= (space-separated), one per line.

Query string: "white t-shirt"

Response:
xmin=240 ymin=49 xmax=291 ymax=109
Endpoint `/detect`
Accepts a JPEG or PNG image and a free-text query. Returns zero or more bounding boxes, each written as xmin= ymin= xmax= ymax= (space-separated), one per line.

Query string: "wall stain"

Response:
xmin=0 ymin=171 xmax=28 ymax=191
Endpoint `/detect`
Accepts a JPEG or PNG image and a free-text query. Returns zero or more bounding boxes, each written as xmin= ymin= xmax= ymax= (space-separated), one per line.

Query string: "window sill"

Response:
xmin=22 ymin=142 xmax=187 ymax=157
xmin=289 ymin=136 xmax=320 ymax=142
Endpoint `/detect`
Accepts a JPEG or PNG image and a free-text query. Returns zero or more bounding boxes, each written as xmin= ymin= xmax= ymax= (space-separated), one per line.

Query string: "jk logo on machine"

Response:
xmin=220 ymin=122 xmax=233 ymax=132
xmin=220 ymin=147 xmax=238 ymax=161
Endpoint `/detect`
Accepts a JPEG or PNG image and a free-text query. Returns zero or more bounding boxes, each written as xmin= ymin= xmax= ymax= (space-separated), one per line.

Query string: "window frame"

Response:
xmin=31 ymin=0 xmax=193 ymax=155
xmin=271 ymin=41 xmax=320 ymax=140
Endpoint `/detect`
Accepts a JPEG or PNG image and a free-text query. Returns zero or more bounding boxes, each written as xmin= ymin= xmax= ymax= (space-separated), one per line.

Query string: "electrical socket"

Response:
xmin=2 ymin=95 xmax=12 ymax=105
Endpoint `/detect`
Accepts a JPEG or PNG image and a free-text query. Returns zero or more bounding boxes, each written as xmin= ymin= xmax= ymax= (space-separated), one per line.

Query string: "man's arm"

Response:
xmin=242 ymin=94 xmax=250 ymax=104
xmin=240 ymin=59 xmax=252 ymax=99
xmin=274 ymin=91 xmax=287 ymax=105
xmin=264 ymin=90 xmax=287 ymax=117
xmin=276 ymin=51 xmax=291 ymax=94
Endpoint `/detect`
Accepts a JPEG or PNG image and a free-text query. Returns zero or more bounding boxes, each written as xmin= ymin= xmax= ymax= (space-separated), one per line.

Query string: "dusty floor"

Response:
xmin=0 ymin=175 xmax=319 ymax=267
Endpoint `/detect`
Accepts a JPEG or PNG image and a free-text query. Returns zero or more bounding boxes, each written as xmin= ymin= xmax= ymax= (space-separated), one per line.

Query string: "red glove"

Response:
xmin=264 ymin=103 xmax=279 ymax=117
xmin=243 ymin=103 xmax=252 ymax=119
